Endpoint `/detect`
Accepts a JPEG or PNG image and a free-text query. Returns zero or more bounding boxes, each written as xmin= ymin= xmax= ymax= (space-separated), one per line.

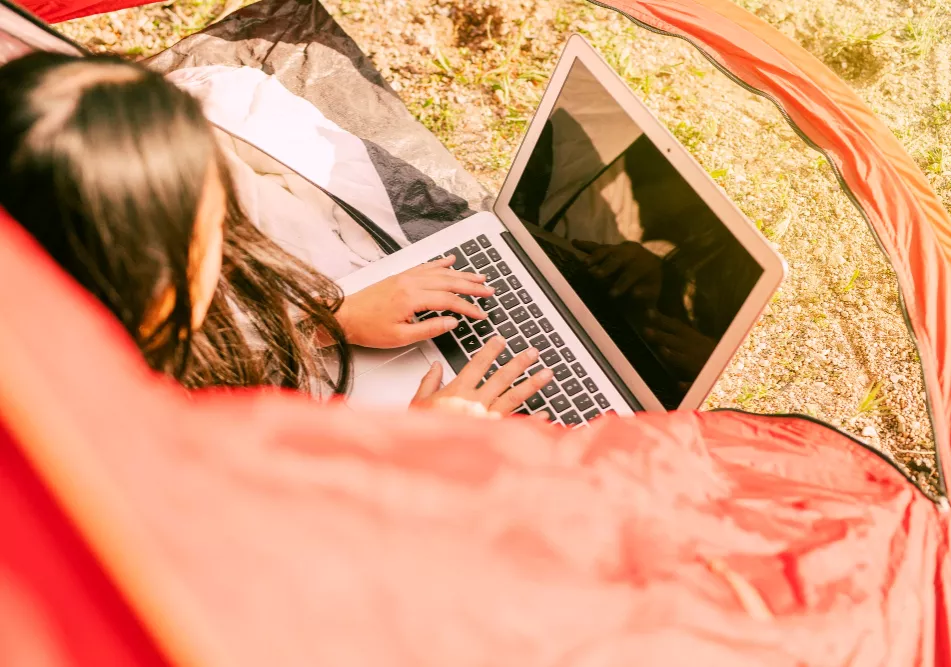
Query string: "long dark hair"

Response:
xmin=0 ymin=51 xmax=351 ymax=394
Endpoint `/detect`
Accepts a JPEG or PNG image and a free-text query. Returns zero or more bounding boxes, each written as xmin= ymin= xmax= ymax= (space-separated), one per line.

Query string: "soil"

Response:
xmin=55 ymin=0 xmax=951 ymax=493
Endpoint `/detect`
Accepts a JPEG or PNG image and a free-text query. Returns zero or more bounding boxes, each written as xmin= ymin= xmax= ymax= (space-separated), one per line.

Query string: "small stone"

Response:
xmin=890 ymin=374 xmax=900 ymax=383
xmin=912 ymin=421 xmax=921 ymax=430
xmin=861 ymin=425 xmax=878 ymax=438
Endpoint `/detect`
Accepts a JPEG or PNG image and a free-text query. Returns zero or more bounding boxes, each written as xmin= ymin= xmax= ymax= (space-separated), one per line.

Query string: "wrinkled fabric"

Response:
xmin=1 ymin=210 xmax=949 ymax=666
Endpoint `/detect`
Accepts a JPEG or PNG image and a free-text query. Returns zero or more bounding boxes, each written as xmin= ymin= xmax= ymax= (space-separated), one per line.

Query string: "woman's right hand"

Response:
xmin=411 ymin=336 xmax=554 ymax=417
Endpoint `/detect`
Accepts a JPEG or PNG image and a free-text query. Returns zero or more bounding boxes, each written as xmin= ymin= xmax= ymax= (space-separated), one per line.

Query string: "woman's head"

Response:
xmin=0 ymin=52 xmax=349 ymax=392
xmin=0 ymin=52 xmax=223 ymax=362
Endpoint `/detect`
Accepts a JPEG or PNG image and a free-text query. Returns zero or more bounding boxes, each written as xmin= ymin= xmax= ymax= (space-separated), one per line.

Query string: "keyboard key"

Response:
xmin=477 ymin=296 xmax=498 ymax=311
xmin=511 ymin=306 xmax=529 ymax=324
xmin=526 ymin=393 xmax=545 ymax=410
xmin=563 ymin=379 xmax=583 ymax=396
xmin=500 ymin=293 xmax=520 ymax=309
xmin=573 ymin=394 xmax=595 ymax=412
xmin=460 ymin=295 xmax=474 ymax=304
xmin=461 ymin=240 xmax=480 ymax=256
xmin=471 ymin=252 xmax=490 ymax=269
xmin=432 ymin=333 xmax=468 ymax=374
xmin=517 ymin=289 xmax=533 ymax=304
xmin=430 ymin=256 xmax=442 ymax=263
xmin=561 ymin=410 xmax=583 ymax=426
xmin=552 ymin=363 xmax=571 ymax=381
xmin=571 ymin=362 xmax=587 ymax=378
xmin=515 ymin=408 xmax=531 ymax=416
xmin=550 ymin=332 xmax=565 ymax=347
xmin=477 ymin=234 xmax=491 ymax=248
xmin=509 ymin=336 xmax=528 ymax=354
xmin=529 ymin=334 xmax=550 ymax=352
xmin=583 ymin=377 xmax=598 ymax=393
xmin=440 ymin=310 xmax=462 ymax=320
xmin=550 ymin=394 xmax=571 ymax=413
xmin=489 ymin=309 xmax=509 ymax=325
xmin=527 ymin=365 xmax=545 ymax=376
xmin=453 ymin=320 xmax=472 ymax=338
xmin=497 ymin=348 xmax=513 ymax=366
xmin=498 ymin=262 xmax=511 ymax=276
xmin=460 ymin=267 xmax=475 ymax=273
xmin=542 ymin=349 xmax=562 ymax=367
xmin=513 ymin=376 xmax=528 ymax=386
xmin=489 ymin=280 xmax=510 ymax=296
xmin=418 ymin=311 xmax=438 ymax=320
xmin=483 ymin=266 xmax=500 ymax=282
xmin=507 ymin=276 xmax=522 ymax=289
xmin=487 ymin=248 xmax=502 ymax=262
xmin=594 ymin=393 xmax=611 ymax=409
xmin=539 ymin=318 xmax=554 ymax=333
xmin=484 ymin=363 xmax=499 ymax=380
xmin=474 ymin=320 xmax=494 ymax=337
xmin=461 ymin=336 xmax=482 ymax=354
xmin=562 ymin=348 xmax=577 ymax=363
xmin=539 ymin=407 xmax=557 ymax=422
xmin=519 ymin=321 xmax=540 ymax=338
xmin=445 ymin=248 xmax=468 ymax=270
xmin=498 ymin=322 xmax=518 ymax=338
xmin=583 ymin=408 xmax=602 ymax=422
xmin=541 ymin=380 xmax=559 ymax=398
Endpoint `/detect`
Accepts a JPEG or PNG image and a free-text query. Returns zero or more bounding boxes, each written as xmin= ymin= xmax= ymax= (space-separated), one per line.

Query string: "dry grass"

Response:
xmin=55 ymin=0 xmax=951 ymax=492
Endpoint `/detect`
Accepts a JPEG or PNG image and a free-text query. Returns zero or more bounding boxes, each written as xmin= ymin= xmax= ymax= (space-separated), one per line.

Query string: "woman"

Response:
xmin=0 ymin=52 xmax=552 ymax=416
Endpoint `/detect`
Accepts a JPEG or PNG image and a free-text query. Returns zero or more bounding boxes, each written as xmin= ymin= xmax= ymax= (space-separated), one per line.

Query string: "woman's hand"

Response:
xmin=336 ymin=256 xmax=494 ymax=348
xmin=411 ymin=336 xmax=554 ymax=417
xmin=573 ymin=239 xmax=664 ymax=305
xmin=642 ymin=310 xmax=716 ymax=379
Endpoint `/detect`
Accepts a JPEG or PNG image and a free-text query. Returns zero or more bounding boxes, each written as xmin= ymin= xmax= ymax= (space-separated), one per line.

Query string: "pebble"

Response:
xmin=861 ymin=426 xmax=878 ymax=438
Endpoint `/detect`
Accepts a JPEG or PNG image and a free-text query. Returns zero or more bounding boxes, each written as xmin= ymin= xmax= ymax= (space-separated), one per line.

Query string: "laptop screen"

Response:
xmin=509 ymin=60 xmax=764 ymax=409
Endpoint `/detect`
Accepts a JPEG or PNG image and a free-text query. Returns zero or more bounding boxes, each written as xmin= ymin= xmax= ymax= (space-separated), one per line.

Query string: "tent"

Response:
xmin=0 ymin=0 xmax=949 ymax=664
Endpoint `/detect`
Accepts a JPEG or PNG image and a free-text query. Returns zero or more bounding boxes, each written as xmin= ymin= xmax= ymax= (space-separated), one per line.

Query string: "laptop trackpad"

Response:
xmin=347 ymin=346 xmax=433 ymax=409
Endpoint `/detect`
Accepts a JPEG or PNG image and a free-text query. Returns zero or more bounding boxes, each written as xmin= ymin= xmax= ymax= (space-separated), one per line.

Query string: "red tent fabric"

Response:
xmin=2 ymin=0 xmax=951 ymax=663
xmin=1 ymin=202 xmax=949 ymax=664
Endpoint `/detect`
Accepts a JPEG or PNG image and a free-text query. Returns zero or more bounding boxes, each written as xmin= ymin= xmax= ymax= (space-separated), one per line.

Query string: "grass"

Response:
xmin=856 ymin=380 xmax=887 ymax=415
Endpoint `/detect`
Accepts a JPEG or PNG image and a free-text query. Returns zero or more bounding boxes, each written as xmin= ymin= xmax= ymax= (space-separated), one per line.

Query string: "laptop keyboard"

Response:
xmin=415 ymin=234 xmax=616 ymax=426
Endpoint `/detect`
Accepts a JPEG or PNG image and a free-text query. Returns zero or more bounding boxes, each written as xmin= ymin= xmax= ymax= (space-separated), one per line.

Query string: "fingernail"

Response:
xmin=527 ymin=347 xmax=539 ymax=360
xmin=444 ymin=318 xmax=457 ymax=330
xmin=539 ymin=369 xmax=554 ymax=381
xmin=486 ymin=286 xmax=496 ymax=293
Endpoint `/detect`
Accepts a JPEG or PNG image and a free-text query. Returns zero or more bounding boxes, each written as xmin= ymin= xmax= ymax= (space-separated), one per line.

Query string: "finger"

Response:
xmin=591 ymin=248 xmax=635 ymax=278
xmin=429 ymin=267 xmax=488 ymax=283
xmin=418 ymin=275 xmax=495 ymax=297
xmin=396 ymin=316 xmax=459 ymax=345
xmin=478 ymin=346 xmax=540 ymax=399
xmin=490 ymin=367 xmax=554 ymax=415
xmin=529 ymin=411 xmax=551 ymax=422
xmin=585 ymin=244 xmax=616 ymax=267
xmin=428 ymin=256 xmax=457 ymax=269
xmin=411 ymin=362 xmax=444 ymax=402
xmin=643 ymin=326 xmax=683 ymax=350
xmin=449 ymin=336 xmax=507 ymax=388
xmin=647 ymin=310 xmax=688 ymax=332
xmin=572 ymin=239 xmax=601 ymax=254
xmin=610 ymin=266 xmax=651 ymax=297
xmin=417 ymin=292 xmax=487 ymax=320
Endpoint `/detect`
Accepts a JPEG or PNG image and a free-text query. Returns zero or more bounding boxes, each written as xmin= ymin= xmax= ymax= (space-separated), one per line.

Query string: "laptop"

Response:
xmin=337 ymin=34 xmax=786 ymax=422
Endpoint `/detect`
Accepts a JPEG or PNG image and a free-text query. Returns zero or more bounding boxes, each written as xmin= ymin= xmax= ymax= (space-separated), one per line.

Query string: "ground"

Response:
xmin=56 ymin=0 xmax=951 ymax=492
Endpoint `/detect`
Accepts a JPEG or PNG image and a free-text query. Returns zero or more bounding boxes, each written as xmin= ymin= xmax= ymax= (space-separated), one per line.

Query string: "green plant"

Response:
xmin=841 ymin=268 xmax=861 ymax=292
xmin=856 ymin=380 xmax=887 ymax=415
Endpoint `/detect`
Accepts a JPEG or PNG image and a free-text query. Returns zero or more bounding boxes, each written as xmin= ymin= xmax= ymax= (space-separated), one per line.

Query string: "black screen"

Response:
xmin=510 ymin=61 xmax=764 ymax=409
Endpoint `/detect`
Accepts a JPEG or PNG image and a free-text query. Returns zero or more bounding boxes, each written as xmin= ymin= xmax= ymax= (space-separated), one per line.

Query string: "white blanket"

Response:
xmin=167 ymin=65 xmax=410 ymax=281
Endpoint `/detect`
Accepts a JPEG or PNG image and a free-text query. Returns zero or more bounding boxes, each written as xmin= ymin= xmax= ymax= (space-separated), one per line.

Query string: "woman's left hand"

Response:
xmin=336 ymin=256 xmax=495 ymax=348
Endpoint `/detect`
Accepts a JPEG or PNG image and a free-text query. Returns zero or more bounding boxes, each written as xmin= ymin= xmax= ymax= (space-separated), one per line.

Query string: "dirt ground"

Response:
xmin=56 ymin=0 xmax=950 ymax=492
